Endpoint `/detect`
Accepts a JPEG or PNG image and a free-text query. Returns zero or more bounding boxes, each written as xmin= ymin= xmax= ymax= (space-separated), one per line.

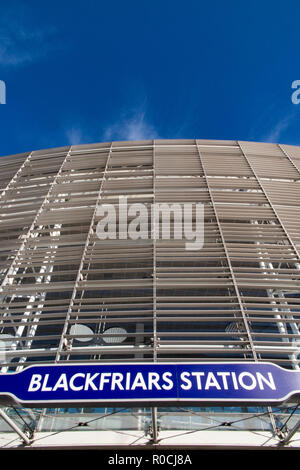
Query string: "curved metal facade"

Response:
xmin=1 ymin=139 xmax=300 ymax=371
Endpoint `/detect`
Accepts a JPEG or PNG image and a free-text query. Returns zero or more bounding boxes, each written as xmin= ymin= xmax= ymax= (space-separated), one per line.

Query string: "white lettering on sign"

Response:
xmin=28 ymin=370 xmax=175 ymax=393
xmin=179 ymin=371 xmax=276 ymax=391
xmin=27 ymin=369 xmax=276 ymax=394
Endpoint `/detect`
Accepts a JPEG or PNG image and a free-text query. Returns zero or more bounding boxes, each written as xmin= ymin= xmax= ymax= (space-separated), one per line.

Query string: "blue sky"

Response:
xmin=1 ymin=0 xmax=300 ymax=157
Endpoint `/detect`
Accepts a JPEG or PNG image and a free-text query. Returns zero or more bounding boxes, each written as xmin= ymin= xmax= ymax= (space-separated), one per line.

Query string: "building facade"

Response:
xmin=0 ymin=139 xmax=300 ymax=448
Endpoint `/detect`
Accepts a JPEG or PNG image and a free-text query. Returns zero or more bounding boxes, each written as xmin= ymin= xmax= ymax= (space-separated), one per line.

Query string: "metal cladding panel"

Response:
xmin=0 ymin=140 xmax=299 ymax=371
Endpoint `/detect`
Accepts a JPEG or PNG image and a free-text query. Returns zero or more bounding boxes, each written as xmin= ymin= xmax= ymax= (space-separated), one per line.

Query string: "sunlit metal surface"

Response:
xmin=1 ymin=139 xmax=300 ymax=448
xmin=1 ymin=139 xmax=300 ymax=369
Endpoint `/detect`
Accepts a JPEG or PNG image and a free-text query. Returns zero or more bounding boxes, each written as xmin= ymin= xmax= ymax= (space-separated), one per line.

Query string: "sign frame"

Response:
xmin=0 ymin=361 xmax=300 ymax=408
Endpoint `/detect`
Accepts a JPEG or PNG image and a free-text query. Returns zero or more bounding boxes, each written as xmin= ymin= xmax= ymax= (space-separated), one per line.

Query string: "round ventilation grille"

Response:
xmin=102 ymin=327 xmax=127 ymax=344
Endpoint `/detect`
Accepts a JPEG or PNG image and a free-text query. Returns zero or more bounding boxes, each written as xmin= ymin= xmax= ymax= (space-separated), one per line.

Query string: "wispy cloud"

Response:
xmin=65 ymin=127 xmax=85 ymax=146
xmin=102 ymin=109 xmax=159 ymax=142
xmin=263 ymin=111 xmax=296 ymax=144
xmin=0 ymin=6 xmax=60 ymax=66
xmin=63 ymin=105 xmax=159 ymax=147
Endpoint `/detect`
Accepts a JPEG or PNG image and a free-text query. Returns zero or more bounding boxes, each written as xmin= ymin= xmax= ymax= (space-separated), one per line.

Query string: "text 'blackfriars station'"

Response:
xmin=28 ymin=369 xmax=276 ymax=393
xmin=1 ymin=362 xmax=300 ymax=406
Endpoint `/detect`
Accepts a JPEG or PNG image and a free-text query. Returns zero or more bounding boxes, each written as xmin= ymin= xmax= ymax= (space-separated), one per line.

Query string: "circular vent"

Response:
xmin=102 ymin=327 xmax=127 ymax=344
xmin=69 ymin=324 xmax=94 ymax=342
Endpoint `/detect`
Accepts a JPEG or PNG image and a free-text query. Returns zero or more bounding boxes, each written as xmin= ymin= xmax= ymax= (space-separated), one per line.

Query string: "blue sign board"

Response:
xmin=0 ymin=362 xmax=300 ymax=407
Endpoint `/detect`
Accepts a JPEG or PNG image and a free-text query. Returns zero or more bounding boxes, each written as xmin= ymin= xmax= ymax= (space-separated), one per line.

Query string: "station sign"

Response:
xmin=0 ymin=362 xmax=299 ymax=407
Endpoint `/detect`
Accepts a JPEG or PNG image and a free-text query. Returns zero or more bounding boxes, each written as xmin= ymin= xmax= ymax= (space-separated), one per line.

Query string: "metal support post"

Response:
xmin=279 ymin=419 xmax=300 ymax=446
xmin=0 ymin=408 xmax=31 ymax=445
xmin=150 ymin=407 xmax=159 ymax=443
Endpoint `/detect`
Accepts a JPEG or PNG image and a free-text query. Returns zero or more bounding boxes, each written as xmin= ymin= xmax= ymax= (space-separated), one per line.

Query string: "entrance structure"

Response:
xmin=0 ymin=139 xmax=300 ymax=448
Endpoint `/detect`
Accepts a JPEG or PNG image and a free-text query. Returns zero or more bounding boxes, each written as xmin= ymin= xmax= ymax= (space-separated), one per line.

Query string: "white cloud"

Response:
xmin=102 ymin=110 xmax=159 ymax=142
xmin=66 ymin=127 xmax=85 ymax=146
xmin=263 ymin=112 xmax=295 ymax=144
xmin=63 ymin=106 xmax=159 ymax=147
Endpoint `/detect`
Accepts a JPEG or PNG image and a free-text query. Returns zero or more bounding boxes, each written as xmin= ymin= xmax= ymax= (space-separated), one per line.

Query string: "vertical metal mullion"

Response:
xmin=238 ymin=142 xmax=299 ymax=432
xmin=151 ymin=140 xmax=158 ymax=444
xmin=278 ymin=144 xmax=300 ymax=179
xmin=239 ymin=142 xmax=300 ymax=263
xmin=152 ymin=140 xmax=157 ymax=362
xmin=0 ymin=148 xmax=71 ymax=373
xmin=55 ymin=143 xmax=113 ymax=362
xmin=275 ymin=144 xmax=300 ymax=368
xmin=0 ymin=151 xmax=33 ymax=204
xmin=0 ymin=145 xmax=72 ymax=362
xmin=195 ymin=140 xmax=257 ymax=361
xmin=0 ymin=148 xmax=72 ymax=292
xmin=0 ymin=151 xmax=34 ymax=291
xmin=13 ymin=224 xmax=62 ymax=371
